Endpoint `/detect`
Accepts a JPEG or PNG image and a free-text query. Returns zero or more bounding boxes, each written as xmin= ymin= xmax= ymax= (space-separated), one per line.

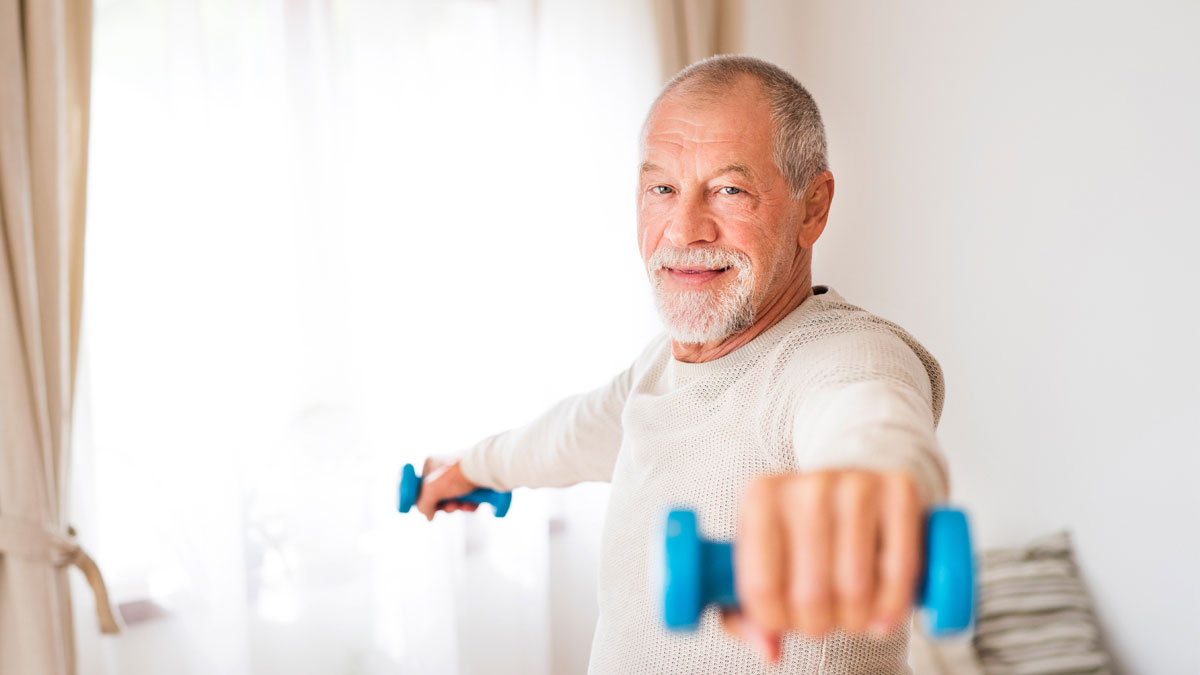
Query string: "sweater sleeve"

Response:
xmin=456 ymin=362 xmax=635 ymax=492
xmin=788 ymin=331 xmax=950 ymax=506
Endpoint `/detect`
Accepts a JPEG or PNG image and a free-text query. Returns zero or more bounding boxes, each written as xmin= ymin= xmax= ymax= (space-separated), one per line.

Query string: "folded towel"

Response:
xmin=972 ymin=531 xmax=1111 ymax=675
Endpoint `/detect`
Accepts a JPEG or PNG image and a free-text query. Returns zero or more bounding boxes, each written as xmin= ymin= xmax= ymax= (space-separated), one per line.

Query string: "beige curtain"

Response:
xmin=652 ymin=0 xmax=744 ymax=83
xmin=0 ymin=1 xmax=119 ymax=674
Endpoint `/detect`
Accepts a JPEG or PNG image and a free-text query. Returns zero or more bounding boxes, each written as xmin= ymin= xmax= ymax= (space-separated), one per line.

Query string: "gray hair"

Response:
xmin=645 ymin=55 xmax=829 ymax=199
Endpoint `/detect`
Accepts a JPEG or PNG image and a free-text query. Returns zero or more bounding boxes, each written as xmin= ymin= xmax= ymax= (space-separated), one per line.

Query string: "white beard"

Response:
xmin=647 ymin=247 xmax=756 ymax=344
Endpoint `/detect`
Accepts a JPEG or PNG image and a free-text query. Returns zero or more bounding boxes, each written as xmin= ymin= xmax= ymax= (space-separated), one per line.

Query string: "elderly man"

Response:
xmin=416 ymin=55 xmax=947 ymax=674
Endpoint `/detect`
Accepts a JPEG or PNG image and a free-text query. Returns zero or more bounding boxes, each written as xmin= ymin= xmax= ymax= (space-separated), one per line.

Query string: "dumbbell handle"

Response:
xmin=664 ymin=507 xmax=974 ymax=636
xmin=397 ymin=463 xmax=513 ymax=517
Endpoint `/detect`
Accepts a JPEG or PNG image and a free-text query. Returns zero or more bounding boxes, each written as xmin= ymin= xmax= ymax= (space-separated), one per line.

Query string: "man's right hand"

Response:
xmin=415 ymin=457 xmax=481 ymax=521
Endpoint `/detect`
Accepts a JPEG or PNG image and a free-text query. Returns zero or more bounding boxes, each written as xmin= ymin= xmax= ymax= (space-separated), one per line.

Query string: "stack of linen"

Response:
xmin=973 ymin=531 xmax=1111 ymax=674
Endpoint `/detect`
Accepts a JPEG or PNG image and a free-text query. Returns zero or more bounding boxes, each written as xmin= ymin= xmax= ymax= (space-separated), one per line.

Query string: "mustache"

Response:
xmin=647 ymin=247 xmax=752 ymax=272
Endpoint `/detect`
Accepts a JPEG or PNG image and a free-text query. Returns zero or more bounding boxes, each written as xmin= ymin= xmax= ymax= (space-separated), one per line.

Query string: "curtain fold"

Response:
xmin=652 ymin=0 xmax=746 ymax=83
xmin=0 ymin=1 xmax=118 ymax=674
xmin=652 ymin=0 xmax=719 ymax=82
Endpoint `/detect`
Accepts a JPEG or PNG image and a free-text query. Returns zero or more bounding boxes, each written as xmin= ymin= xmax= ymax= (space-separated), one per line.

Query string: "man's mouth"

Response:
xmin=663 ymin=266 xmax=732 ymax=286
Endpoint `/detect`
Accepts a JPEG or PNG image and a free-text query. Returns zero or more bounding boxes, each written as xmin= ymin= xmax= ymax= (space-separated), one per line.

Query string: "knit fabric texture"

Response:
xmin=459 ymin=286 xmax=948 ymax=674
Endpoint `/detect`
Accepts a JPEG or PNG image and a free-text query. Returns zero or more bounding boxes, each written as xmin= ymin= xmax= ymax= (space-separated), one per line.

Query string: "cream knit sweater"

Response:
xmin=459 ymin=286 xmax=948 ymax=674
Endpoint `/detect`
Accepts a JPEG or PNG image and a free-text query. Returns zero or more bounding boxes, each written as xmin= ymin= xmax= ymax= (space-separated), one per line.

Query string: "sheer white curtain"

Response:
xmin=72 ymin=1 xmax=661 ymax=673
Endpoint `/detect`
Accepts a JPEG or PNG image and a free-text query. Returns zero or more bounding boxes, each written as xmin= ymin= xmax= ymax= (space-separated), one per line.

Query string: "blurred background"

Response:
xmin=0 ymin=1 xmax=1196 ymax=674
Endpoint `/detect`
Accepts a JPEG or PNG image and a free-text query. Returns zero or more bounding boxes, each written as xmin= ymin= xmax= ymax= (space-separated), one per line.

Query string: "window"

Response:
xmin=76 ymin=1 xmax=660 ymax=673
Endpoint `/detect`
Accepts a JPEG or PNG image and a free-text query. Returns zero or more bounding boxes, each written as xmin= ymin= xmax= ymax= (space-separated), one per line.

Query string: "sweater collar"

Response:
xmin=667 ymin=285 xmax=840 ymax=383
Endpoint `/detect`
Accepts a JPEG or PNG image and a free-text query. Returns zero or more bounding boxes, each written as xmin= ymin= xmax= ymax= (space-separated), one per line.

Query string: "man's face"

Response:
xmin=638 ymin=78 xmax=805 ymax=344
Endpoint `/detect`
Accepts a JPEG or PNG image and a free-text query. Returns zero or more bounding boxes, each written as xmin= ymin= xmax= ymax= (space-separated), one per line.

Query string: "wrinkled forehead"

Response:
xmin=639 ymin=82 xmax=775 ymax=165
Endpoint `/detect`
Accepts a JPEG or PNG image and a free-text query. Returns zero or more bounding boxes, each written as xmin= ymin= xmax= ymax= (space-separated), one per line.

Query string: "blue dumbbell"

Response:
xmin=397 ymin=463 xmax=513 ymax=517
xmin=663 ymin=507 xmax=974 ymax=636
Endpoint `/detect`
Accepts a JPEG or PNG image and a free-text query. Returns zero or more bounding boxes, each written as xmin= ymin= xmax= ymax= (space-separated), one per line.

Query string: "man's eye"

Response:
xmin=650 ymin=185 xmax=675 ymax=195
xmin=719 ymin=186 xmax=743 ymax=195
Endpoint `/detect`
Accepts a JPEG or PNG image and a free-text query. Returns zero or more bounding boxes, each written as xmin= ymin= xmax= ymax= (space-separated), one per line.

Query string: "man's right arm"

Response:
xmin=413 ymin=360 xmax=638 ymax=520
xmin=456 ymin=362 xmax=635 ymax=491
xmin=413 ymin=329 xmax=668 ymax=520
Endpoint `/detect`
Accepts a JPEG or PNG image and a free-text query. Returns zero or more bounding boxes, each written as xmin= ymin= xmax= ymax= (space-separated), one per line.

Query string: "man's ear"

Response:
xmin=797 ymin=171 xmax=834 ymax=248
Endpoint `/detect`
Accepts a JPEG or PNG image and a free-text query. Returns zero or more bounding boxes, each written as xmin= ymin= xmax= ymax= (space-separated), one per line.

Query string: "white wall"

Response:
xmin=736 ymin=2 xmax=1200 ymax=673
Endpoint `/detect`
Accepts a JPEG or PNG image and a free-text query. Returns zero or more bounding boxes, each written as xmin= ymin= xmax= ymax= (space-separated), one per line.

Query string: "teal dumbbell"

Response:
xmin=663 ymin=507 xmax=974 ymax=636
xmin=397 ymin=463 xmax=513 ymax=517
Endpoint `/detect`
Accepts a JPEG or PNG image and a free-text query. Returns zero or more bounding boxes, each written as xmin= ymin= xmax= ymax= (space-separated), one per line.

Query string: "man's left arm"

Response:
xmin=727 ymin=331 xmax=948 ymax=661
xmin=791 ymin=351 xmax=948 ymax=506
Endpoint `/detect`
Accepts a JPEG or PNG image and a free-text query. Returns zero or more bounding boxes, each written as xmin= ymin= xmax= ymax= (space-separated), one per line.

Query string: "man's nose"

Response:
xmin=663 ymin=193 xmax=717 ymax=248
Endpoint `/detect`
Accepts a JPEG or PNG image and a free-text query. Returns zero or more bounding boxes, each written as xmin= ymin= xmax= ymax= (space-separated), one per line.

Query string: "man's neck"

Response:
xmin=671 ymin=267 xmax=814 ymax=364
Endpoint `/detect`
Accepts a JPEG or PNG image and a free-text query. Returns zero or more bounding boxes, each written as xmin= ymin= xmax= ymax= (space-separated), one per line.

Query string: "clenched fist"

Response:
xmin=723 ymin=470 xmax=923 ymax=662
xmin=414 ymin=457 xmax=481 ymax=521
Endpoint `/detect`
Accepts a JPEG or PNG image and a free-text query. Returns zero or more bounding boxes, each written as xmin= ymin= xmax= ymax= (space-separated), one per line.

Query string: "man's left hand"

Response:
xmin=721 ymin=470 xmax=923 ymax=663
